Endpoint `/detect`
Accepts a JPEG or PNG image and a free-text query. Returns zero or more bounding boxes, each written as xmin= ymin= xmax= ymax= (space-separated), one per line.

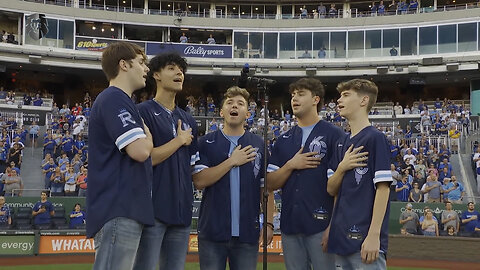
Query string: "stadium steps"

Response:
xmin=450 ymin=153 xmax=478 ymax=202
xmin=20 ymin=146 xmax=45 ymax=196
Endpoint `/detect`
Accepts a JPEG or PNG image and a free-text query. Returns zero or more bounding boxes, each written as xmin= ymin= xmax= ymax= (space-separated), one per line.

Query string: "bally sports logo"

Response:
xmin=183 ymin=46 xmax=225 ymax=57
xmin=39 ymin=235 xmax=95 ymax=254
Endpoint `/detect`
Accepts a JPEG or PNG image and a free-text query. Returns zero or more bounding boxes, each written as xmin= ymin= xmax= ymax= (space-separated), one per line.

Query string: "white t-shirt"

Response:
xmin=473 ymin=152 xmax=480 ymax=168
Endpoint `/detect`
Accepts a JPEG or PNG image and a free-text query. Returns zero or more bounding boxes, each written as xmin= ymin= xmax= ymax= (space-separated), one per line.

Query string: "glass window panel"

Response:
xmin=365 ymin=30 xmax=381 ymax=57
xmin=186 ymin=3 xmax=199 ymax=16
xmin=383 ymin=29 xmax=399 ymax=56
xmin=282 ymin=5 xmax=293 ymax=19
xmin=400 ymin=28 xmax=417 ymax=56
xmin=458 ymin=23 xmax=476 ymax=52
xmin=227 ymin=4 xmax=239 ymax=18
xmin=199 ymin=3 xmax=210 ymax=17
xmin=265 ymin=5 xmax=276 ymax=19
xmin=252 ymin=5 xmax=264 ymax=18
xmin=40 ymin=18 xmax=58 ymax=47
xmin=348 ymin=31 xmax=364 ymax=58
xmin=296 ymin=32 xmax=312 ymax=58
xmin=331 ymin=32 xmax=346 ymax=58
xmin=240 ymin=5 xmax=250 ymax=18
xmin=279 ymin=32 xmax=295 ymax=59
xmin=264 ymin=32 xmax=278 ymax=59
xmin=439 ymin=24 xmax=456 ymax=53
xmin=161 ymin=1 xmax=173 ymax=15
xmin=313 ymin=32 xmax=329 ymax=59
xmin=234 ymin=32 xmax=248 ymax=58
xmin=419 ymin=26 xmax=437 ymax=55
xmin=249 ymin=32 xmax=263 ymax=58
xmin=58 ymin=20 xmax=74 ymax=49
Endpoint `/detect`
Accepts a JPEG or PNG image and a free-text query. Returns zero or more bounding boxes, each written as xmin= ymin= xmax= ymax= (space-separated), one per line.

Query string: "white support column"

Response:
xmin=210 ymin=3 xmax=215 ymax=18
xmin=144 ymin=0 xmax=148 ymax=14
xmin=434 ymin=0 xmax=438 ymax=10
xmin=343 ymin=2 xmax=350 ymax=18
xmin=276 ymin=4 xmax=281 ymax=19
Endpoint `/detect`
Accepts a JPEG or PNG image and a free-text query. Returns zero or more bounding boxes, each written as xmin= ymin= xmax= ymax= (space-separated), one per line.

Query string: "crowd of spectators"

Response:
xmin=0 ymin=192 xmax=86 ymax=229
xmin=399 ymin=201 xmax=480 ymax=237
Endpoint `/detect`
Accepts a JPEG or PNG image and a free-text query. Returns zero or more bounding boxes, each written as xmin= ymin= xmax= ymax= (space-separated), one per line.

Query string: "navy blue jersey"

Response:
xmin=86 ymin=86 xmax=154 ymax=238
xmin=138 ymin=100 xmax=198 ymax=226
xmin=268 ymin=120 xmax=345 ymax=235
xmin=194 ymin=130 xmax=265 ymax=244
xmin=327 ymin=126 xmax=392 ymax=256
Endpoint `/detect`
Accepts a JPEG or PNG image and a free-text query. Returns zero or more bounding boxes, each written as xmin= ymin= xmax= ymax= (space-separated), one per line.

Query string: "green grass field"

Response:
xmin=0 ymin=264 xmax=447 ymax=270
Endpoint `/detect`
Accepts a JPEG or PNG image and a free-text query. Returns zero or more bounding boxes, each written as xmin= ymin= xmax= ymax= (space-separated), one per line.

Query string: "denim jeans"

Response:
xmin=133 ymin=220 xmax=190 ymax=270
xmin=198 ymin=237 xmax=258 ymax=270
xmin=282 ymin=231 xmax=334 ymax=270
xmin=93 ymin=217 xmax=143 ymax=270
xmin=334 ymin=252 xmax=387 ymax=270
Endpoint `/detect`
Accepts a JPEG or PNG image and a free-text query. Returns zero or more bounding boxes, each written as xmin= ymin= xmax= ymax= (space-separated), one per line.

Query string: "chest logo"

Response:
xmin=253 ymin=148 xmax=262 ymax=178
xmin=354 ymin=167 xmax=368 ymax=185
xmin=309 ymin=136 xmax=327 ymax=159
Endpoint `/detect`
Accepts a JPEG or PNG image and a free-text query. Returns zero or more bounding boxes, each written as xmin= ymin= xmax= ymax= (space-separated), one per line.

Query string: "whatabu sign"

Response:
xmin=146 ymin=43 xmax=232 ymax=58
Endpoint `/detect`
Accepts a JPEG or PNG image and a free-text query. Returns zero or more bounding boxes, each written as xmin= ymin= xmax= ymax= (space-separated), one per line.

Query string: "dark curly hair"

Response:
xmin=144 ymin=53 xmax=188 ymax=95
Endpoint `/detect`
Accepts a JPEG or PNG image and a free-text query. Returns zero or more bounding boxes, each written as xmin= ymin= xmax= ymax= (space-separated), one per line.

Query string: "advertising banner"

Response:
xmin=188 ymin=234 xmax=283 ymax=254
xmin=22 ymin=111 xmax=46 ymax=126
xmin=146 ymin=43 xmax=232 ymax=58
xmin=75 ymin=37 xmax=145 ymax=52
xmin=0 ymin=235 xmax=35 ymax=255
xmin=38 ymin=235 xmax=94 ymax=254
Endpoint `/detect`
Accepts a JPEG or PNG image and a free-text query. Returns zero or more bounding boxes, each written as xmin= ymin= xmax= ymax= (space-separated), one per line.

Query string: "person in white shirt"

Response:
xmin=403 ymin=149 xmax=416 ymax=166
xmin=393 ymin=102 xmax=403 ymax=116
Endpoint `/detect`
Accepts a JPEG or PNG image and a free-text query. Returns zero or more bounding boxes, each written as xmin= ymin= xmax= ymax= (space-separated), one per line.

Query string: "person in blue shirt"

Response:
xmin=86 ymin=42 xmax=155 ymax=270
xmin=327 ymin=79 xmax=392 ymax=269
xmin=267 ymin=78 xmax=344 ymax=270
xmin=32 ymin=191 xmax=55 ymax=228
xmin=193 ymin=86 xmax=274 ymax=270
xmin=29 ymin=121 xmax=40 ymax=148
xmin=83 ymin=104 xmax=91 ymax=117
xmin=61 ymin=131 xmax=75 ymax=160
xmin=395 ymin=174 xmax=411 ymax=202
xmin=73 ymin=134 xmax=87 ymax=156
xmin=69 ymin=203 xmax=86 ymax=229
xmin=461 ymin=202 xmax=479 ymax=234
xmin=0 ymin=141 xmax=7 ymax=173
xmin=445 ymin=176 xmax=465 ymax=204
xmin=42 ymin=158 xmax=57 ymax=189
xmin=133 ymin=53 xmax=198 ymax=270
xmin=32 ymin=94 xmax=43 ymax=106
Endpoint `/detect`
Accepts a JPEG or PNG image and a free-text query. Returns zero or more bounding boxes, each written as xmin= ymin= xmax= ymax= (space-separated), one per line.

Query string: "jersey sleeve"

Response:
xmin=103 ymin=95 xmax=146 ymax=151
xmin=267 ymin=139 xmax=283 ymax=173
xmin=373 ymin=134 xmax=393 ymax=186
xmin=193 ymin=136 xmax=210 ymax=174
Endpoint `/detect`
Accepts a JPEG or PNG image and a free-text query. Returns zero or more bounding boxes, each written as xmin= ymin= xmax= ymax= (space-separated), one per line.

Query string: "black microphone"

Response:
xmin=238 ymin=63 xmax=249 ymax=88
xmin=248 ymin=77 xmax=276 ymax=85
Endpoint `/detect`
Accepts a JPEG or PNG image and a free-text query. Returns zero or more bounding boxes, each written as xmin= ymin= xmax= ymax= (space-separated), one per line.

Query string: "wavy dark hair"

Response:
xmin=144 ymin=53 xmax=188 ymax=96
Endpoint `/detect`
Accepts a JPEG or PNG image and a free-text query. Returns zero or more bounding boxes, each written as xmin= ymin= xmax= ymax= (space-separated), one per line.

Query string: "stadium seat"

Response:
xmin=0 ymin=223 xmax=11 ymax=229
xmin=53 ymin=217 xmax=67 ymax=227
xmin=50 ymin=192 xmax=65 ymax=197
xmin=56 ymin=224 xmax=70 ymax=230
xmin=73 ymin=224 xmax=86 ymax=230
xmin=15 ymin=224 xmax=33 ymax=230
xmin=14 ymin=211 xmax=31 ymax=219
xmin=53 ymin=206 xmax=65 ymax=218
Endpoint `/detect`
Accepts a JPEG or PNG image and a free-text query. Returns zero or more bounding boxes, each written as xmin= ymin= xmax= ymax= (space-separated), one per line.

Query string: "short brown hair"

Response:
xmin=221 ymin=86 xmax=250 ymax=108
xmin=101 ymin=42 xmax=146 ymax=81
xmin=336 ymin=79 xmax=378 ymax=111
xmin=289 ymin=78 xmax=325 ymax=107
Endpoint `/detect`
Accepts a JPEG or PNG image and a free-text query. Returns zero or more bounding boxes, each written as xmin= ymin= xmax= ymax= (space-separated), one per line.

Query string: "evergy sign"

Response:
xmin=146 ymin=43 xmax=232 ymax=58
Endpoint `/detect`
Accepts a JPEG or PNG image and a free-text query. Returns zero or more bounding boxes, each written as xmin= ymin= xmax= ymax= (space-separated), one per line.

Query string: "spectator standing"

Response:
xmin=50 ymin=167 xmax=64 ymax=194
xmin=69 ymin=203 xmax=86 ymax=229
xmin=421 ymin=210 xmax=439 ymax=236
xmin=318 ymin=47 xmax=327 ymax=58
xmin=399 ymin=203 xmax=419 ymax=234
xmin=64 ymin=166 xmax=77 ymax=195
xmin=441 ymin=202 xmax=459 ymax=233
xmin=461 ymin=202 xmax=479 ymax=234
xmin=396 ymin=174 xmax=411 ymax=202
xmin=423 ymin=173 xmax=441 ymax=203
xmin=32 ymin=191 xmax=55 ymax=228
xmin=409 ymin=182 xmax=422 ymax=202
xmin=318 ymin=3 xmax=327 ymax=18
xmin=474 ymin=147 xmax=480 ymax=194
xmin=32 ymin=94 xmax=43 ymax=106
xmin=180 ymin=32 xmax=188 ymax=43
xmin=3 ymin=169 xmax=23 ymax=196
xmin=206 ymin=34 xmax=215 ymax=44
xmin=42 ymin=157 xmax=57 ymax=189
xmin=390 ymin=46 xmax=398 ymax=56
xmin=0 ymin=196 xmax=12 ymax=227
xmin=76 ymin=166 xmax=88 ymax=197
xmin=393 ymin=102 xmax=402 ymax=115
xmin=445 ymin=176 xmax=465 ymax=204
xmin=29 ymin=121 xmax=40 ymax=148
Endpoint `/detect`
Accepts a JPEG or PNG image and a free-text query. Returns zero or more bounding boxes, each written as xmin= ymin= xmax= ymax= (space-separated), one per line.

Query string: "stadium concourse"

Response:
xmin=1 ymin=0 xmax=480 ymax=269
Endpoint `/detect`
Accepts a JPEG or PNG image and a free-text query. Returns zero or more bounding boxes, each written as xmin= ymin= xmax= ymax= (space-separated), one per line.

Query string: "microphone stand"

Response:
xmin=257 ymin=79 xmax=270 ymax=270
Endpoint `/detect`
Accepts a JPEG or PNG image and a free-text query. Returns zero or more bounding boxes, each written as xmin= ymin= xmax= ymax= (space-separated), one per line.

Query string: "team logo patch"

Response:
xmin=309 ymin=136 xmax=327 ymax=159
xmin=347 ymin=225 xmax=363 ymax=240
xmin=117 ymin=109 xmax=136 ymax=127
xmin=354 ymin=167 xmax=368 ymax=185
xmin=253 ymin=148 xmax=262 ymax=178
